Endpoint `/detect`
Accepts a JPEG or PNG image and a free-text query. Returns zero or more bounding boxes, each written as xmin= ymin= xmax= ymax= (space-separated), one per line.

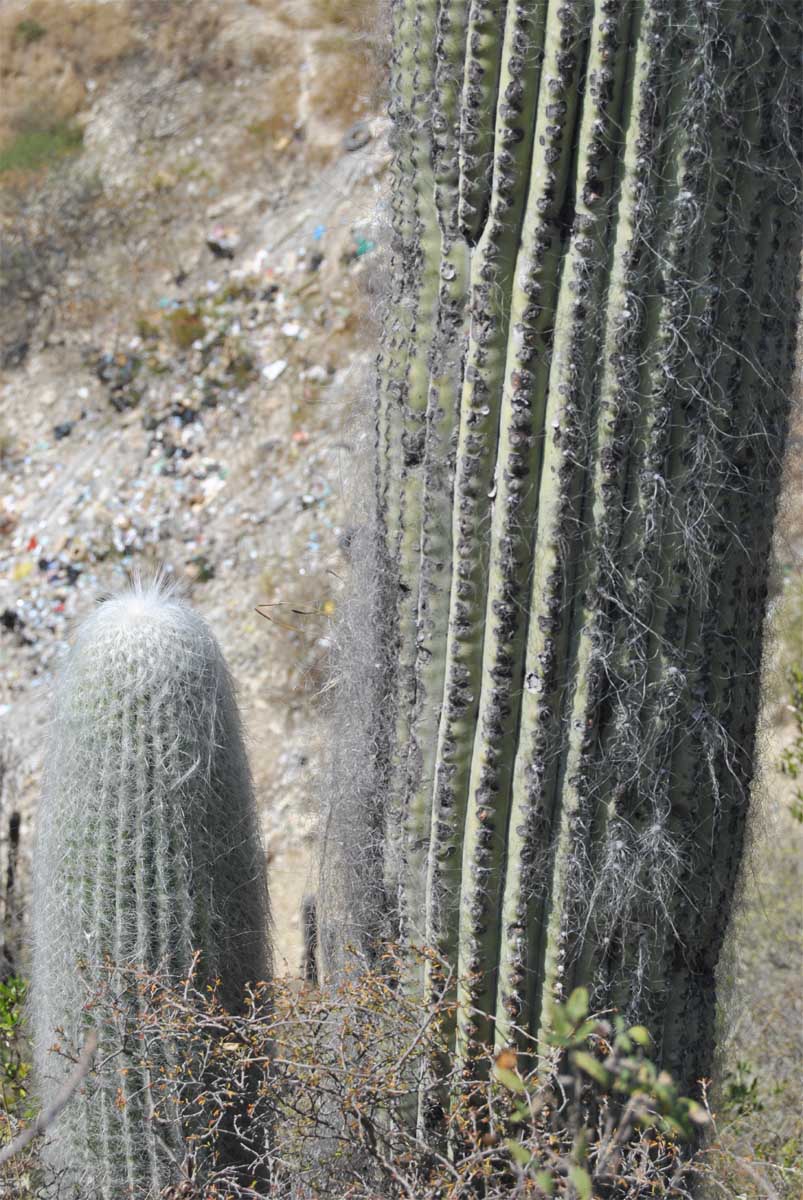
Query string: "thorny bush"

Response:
xmin=3 ymin=948 xmax=777 ymax=1199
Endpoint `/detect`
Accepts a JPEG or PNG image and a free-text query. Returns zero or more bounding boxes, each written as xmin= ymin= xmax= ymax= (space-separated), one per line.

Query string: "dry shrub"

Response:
xmin=0 ymin=159 xmax=108 ymax=366
xmin=244 ymin=60 xmax=305 ymax=150
xmin=0 ymin=1 xmax=136 ymax=140
xmin=140 ymin=0 xmax=291 ymax=83
xmin=307 ymin=40 xmax=377 ymax=126
xmin=304 ymin=0 xmax=377 ymax=34
xmin=166 ymin=305 xmax=206 ymax=351
xmin=9 ymin=950 xmax=726 ymax=1199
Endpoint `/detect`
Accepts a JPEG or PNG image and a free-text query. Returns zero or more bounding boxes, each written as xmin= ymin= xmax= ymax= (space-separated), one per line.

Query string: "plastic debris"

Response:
xmin=262 ymin=359 xmax=288 ymax=382
xmin=342 ymin=121 xmax=371 ymax=152
xmin=280 ymin=322 xmax=306 ymax=339
xmin=207 ymin=225 xmax=241 ymax=259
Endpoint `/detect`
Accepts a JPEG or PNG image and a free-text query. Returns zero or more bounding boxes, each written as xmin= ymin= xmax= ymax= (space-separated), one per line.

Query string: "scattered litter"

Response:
xmin=341 ymin=233 xmax=376 ymax=265
xmin=298 ymin=364 xmax=326 ymax=384
xmin=96 ymin=352 xmax=141 ymax=389
xmin=186 ymin=554 xmax=215 ymax=582
xmin=207 ymin=225 xmax=241 ymax=259
xmin=0 ymin=505 xmax=18 ymax=536
xmin=0 ymin=171 xmax=364 ymax=744
xmin=342 ymin=121 xmax=372 ymax=152
xmin=263 ymin=359 xmax=288 ymax=382
xmin=96 ymin=352 xmax=145 ymax=411
xmin=280 ymin=322 xmax=307 ymax=340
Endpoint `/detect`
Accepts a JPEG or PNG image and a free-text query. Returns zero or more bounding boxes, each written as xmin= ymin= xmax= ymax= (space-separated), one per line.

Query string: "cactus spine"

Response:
xmin=32 ymin=582 xmax=270 ymax=1196
xmin=323 ymin=0 xmax=803 ymax=1104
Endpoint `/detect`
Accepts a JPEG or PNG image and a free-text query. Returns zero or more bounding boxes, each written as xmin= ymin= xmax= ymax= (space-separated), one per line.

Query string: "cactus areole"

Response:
xmin=320 ymin=0 xmax=803 ymax=1106
xmin=32 ymin=583 xmax=270 ymax=1196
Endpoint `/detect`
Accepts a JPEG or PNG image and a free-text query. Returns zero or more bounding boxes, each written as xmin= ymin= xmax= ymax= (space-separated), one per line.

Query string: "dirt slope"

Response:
xmin=0 ymin=0 xmax=386 ymax=974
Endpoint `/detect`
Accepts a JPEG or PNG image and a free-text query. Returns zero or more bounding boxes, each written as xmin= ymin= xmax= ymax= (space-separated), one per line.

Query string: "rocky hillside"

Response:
xmin=0 ymin=0 xmax=385 ymax=972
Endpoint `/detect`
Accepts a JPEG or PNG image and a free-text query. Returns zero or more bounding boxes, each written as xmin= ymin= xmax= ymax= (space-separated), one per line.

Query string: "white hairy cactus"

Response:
xmin=31 ymin=579 xmax=270 ymax=1197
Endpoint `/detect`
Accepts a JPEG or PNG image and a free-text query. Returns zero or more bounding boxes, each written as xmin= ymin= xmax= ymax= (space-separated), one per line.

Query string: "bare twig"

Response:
xmin=0 ymin=1031 xmax=98 ymax=1167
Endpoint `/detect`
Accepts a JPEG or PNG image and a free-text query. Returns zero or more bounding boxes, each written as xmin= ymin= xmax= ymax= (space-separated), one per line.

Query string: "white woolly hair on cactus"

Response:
xmin=31 ymin=574 xmax=271 ymax=1198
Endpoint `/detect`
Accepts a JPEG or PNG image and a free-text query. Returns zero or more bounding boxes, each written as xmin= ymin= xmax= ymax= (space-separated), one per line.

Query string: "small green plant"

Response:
xmin=721 ymin=1059 xmax=765 ymax=1120
xmin=166 ymin=305 xmax=205 ymax=350
xmin=13 ymin=18 xmax=47 ymax=47
xmin=0 ymin=119 xmax=82 ymax=176
xmin=780 ymin=665 xmax=803 ymax=822
xmin=496 ymin=988 xmax=708 ymax=1198
xmin=135 ymin=313 xmax=160 ymax=341
xmin=0 ymin=975 xmax=31 ymax=1117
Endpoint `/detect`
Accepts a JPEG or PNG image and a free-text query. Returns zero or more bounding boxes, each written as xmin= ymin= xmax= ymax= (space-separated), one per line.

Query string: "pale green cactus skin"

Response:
xmin=324 ymin=0 xmax=803 ymax=1115
xmin=32 ymin=583 xmax=270 ymax=1197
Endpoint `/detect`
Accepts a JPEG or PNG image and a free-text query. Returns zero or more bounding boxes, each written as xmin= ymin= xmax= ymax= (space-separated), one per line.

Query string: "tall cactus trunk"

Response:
xmin=321 ymin=0 xmax=803 ymax=1106
xmin=32 ymin=582 xmax=270 ymax=1197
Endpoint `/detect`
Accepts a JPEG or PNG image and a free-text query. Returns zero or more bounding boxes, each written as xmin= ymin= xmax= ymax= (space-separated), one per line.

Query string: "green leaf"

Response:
xmin=505 ymin=1138 xmax=532 ymax=1167
xmin=658 ymin=1115 xmax=688 ymax=1140
xmin=565 ymin=987 xmax=589 ymax=1025
xmin=572 ymin=1051 xmax=612 ymax=1088
xmin=686 ymin=1101 xmax=710 ymax=1126
xmin=547 ymin=1014 xmax=597 ymax=1049
xmin=629 ymin=1024 xmax=652 ymax=1047
xmin=548 ymin=1004 xmax=572 ymax=1042
xmin=568 ymin=1165 xmax=592 ymax=1200
xmin=494 ymin=1066 xmax=525 ymax=1094
xmin=535 ymin=1170 xmax=555 ymax=1195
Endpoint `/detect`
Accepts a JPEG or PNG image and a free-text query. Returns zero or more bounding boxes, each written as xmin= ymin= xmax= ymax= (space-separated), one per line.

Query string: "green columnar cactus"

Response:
xmin=32 ymin=581 xmax=270 ymax=1197
xmin=322 ymin=0 xmax=803 ymax=1107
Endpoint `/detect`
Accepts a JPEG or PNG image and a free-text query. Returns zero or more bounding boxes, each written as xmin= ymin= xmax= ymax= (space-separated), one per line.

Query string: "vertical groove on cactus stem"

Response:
xmin=457 ymin=0 xmax=600 ymax=1065
xmin=402 ymin=0 xmax=470 ymax=956
xmin=432 ymin=0 xmax=470 ymax=238
xmin=376 ymin=0 xmax=421 ymax=919
xmin=590 ymin=7 xmax=750 ymax=1038
xmin=385 ymin=0 xmax=443 ymax=926
xmin=425 ymin=0 xmax=549 ymax=1029
xmin=492 ymin=0 xmax=652 ymax=1056
xmin=549 ymin=3 xmax=711 ymax=1049
xmin=630 ymin=8 xmax=759 ymax=1057
xmin=460 ymin=0 xmax=636 ymax=1064
xmin=458 ymin=0 xmax=509 ymax=243
xmin=377 ymin=0 xmax=419 ymax=560
xmin=404 ymin=247 xmax=469 ymax=945
xmin=661 ymin=5 xmax=801 ymax=1077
